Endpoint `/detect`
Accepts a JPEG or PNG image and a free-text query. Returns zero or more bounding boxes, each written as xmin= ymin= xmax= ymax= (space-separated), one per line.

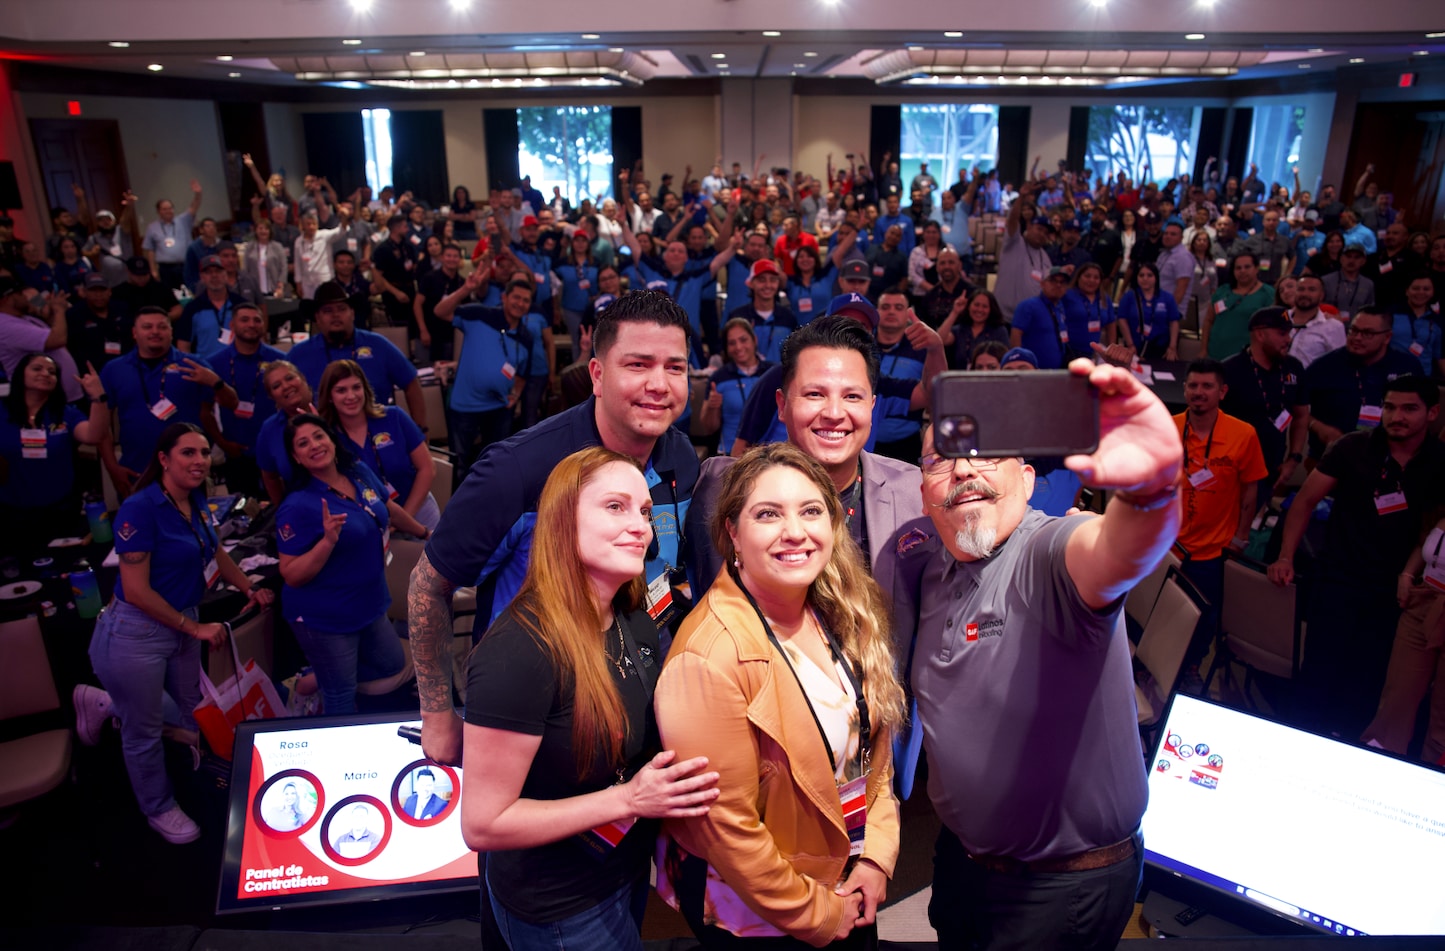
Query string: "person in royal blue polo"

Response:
xmin=1009 ymin=266 xmax=1073 ymax=370
xmin=287 ymin=281 xmax=426 ymax=425
xmin=99 ymin=307 xmax=238 ymax=498
xmin=555 ymin=229 xmax=600 ymax=359
xmin=509 ymin=214 xmax=555 ymax=318
xmin=0 ymin=353 xmax=109 ymax=554
xmin=1062 ymin=262 xmax=1116 ymax=357
xmin=872 ymin=289 xmax=929 ymax=463
xmin=618 ymin=218 xmax=736 ymax=364
xmin=87 ymin=422 xmax=271 ymax=844
xmin=205 ymin=302 xmax=283 ymax=498
xmin=407 ymin=290 xmax=701 ymax=768
xmin=519 ymin=282 xmax=556 ymax=432
xmin=433 ymin=269 xmax=535 ymax=471
xmin=1117 ymin=261 xmax=1180 ymax=361
xmin=255 ymin=359 xmax=317 ymax=505
xmin=175 ymin=254 xmax=244 ymax=359
xmin=699 ymin=318 xmax=773 ymax=458
xmin=727 ymin=258 xmax=798 ymax=365
xmin=276 ymin=414 xmax=429 ymax=716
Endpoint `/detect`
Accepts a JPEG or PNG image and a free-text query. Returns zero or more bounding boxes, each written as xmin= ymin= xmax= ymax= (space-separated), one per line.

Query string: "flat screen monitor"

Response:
xmin=217 ymin=712 xmax=477 ymax=913
xmin=1142 ymin=693 xmax=1445 ymax=937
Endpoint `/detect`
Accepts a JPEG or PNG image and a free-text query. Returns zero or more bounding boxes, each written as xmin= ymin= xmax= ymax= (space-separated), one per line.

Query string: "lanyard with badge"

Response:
xmin=229 ymin=352 xmax=264 ymax=419
xmin=1355 ymin=369 xmax=1383 ymax=430
xmin=358 ymin=424 xmax=402 ymax=501
xmin=1252 ymin=359 xmax=1292 ymax=432
xmin=1374 ymin=455 xmax=1409 ymax=516
xmin=326 ymin=476 xmax=391 ymax=560
xmin=137 ymin=356 xmax=179 ymax=421
xmin=738 ymin=580 xmax=872 ymax=858
xmin=1047 ymin=298 xmax=1069 ymax=349
xmin=163 ymin=488 xmax=221 ymax=589
xmin=1182 ymin=420 xmax=1218 ymax=490
xmin=19 ymin=405 xmax=59 ymax=460
xmin=644 ymin=474 xmax=691 ymax=633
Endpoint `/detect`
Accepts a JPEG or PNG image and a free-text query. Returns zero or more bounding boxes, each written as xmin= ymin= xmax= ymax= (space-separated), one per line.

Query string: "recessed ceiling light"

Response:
xmin=1089 ymin=0 xmax=1107 ymax=6
xmin=449 ymin=0 xmax=471 ymax=8
xmin=216 ymin=55 xmax=233 ymax=62
xmin=804 ymin=51 xmax=818 ymax=57
xmin=1413 ymin=50 xmax=1430 ymax=56
xmin=228 ymin=72 xmax=242 ymax=78
xmin=1298 ymin=63 xmax=1311 ymax=69
xmin=1428 ymin=32 xmax=1445 ymax=38
xmin=349 ymin=0 xmax=372 ymax=11
xmin=711 ymin=53 xmax=726 ymax=59
xmin=410 ymin=51 xmax=426 ymax=56
xmin=1185 ymin=33 xmax=1205 ymax=40
xmin=342 ymin=39 xmax=362 ymax=45
xmin=147 ymin=63 xmax=163 ymax=71
xmin=794 ymin=63 xmax=807 ymax=68
xmin=907 ymin=45 xmax=923 ymax=51
xmin=943 ymin=31 xmax=963 ymax=38
xmin=1349 ymin=57 xmax=1365 ymax=63
xmin=790 ymin=71 xmax=797 ymax=76
xmin=108 ymin=41 xmax=130 ymax=48
xmin=1307 ymin=47 xmax=1324 ymax=53
xmin=762 ymin=31 xmax=781 ymax=37
xmin=581 ymin=33 xmax=600 ymax=39
xmin=609 ymin=47 xmax=623 ymax=53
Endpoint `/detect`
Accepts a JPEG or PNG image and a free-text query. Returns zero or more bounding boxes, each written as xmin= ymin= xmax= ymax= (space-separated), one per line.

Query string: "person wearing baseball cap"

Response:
xmin=175 ymin=253 xmax=245 ymax=359
xmin=370 ymin=212 xmax=420 ymax=331
xmin=726 ymin=258 xmax=797 ymax=364
xmin=113 ymin=255 xmax=181 ymax=322
xmin=82 ymin=202 xmax=138 ymax=288
xmin=67 ymin=270 xmax=136 ymax=371
xmin=510 ymin=213 xmax=554 ymax=318
xmin=837 ymin=256 xmax=872 ymax=298
xmin=1000 ymin=347 xmax=1039 ymax=370
xmin=1009 ymin=266 xmax=1074 ymax=369
xmin=1290 ymin=209 xmax=1325 ymax=276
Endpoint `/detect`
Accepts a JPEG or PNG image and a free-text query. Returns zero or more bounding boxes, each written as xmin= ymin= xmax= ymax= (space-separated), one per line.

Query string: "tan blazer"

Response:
xmin=655 ymin=570 xmax=900 ymax=947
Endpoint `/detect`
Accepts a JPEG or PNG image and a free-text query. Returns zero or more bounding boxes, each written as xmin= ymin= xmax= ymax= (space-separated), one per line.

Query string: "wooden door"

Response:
xmin=28 ymin=118 xmax=130 ymax=215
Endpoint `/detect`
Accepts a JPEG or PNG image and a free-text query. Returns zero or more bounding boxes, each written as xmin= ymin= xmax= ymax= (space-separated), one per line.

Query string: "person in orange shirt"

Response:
xmin=1174 ymin=357 xmax=1269 ymax=669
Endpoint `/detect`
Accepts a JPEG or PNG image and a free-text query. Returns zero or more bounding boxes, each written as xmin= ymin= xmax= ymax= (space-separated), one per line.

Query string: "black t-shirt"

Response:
xmin=372 ymin=238 xmax=417 ymax=292
xmin=66 ymin=302 xmax=135 ymax=371
xmin=1301 ymin=347 xmax=1422 ymax=457
xmin=466 ymin=606 xmax=660 ymax=923
xmin=112 ymin=278 xmax=177 ymax=317
xmin=1220 ymin=349 xmax=1307 ymax=474
xmin=418 ymin=268 xmax=464 ymax=327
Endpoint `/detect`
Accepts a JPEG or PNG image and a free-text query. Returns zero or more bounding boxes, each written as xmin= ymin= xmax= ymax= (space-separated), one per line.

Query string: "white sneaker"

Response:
xmin=73 ymin=685 xmax=113 ymax=746
xmin=147 ymin=805 xmax=201 ymax=844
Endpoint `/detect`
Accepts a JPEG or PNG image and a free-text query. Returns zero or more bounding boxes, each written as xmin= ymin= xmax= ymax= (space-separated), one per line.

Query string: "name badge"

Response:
xmin=1188 ymin=468 xmax=1217 ymax=489
xmin=798 ymin=296 xmax=812 ymax=313
xmin=347 ymin=238 xmax=358 ymax=251
xmin=1030 ymin=269 xmax=1043 ymax=282
xmin=1379 ymin=261 xmax=1393 ymax=274
xmin=585 ymin=817 xmax=635 ymax=852
xmin=164 ymin=237 xmax=176 ymax=249
xmin=203 ymin=558 xmax=220 ymax=589
xmin=1087 ymin=320 xmax=1102 ymax=333
xmin=1214 ymin=258 xmax=1227 ymax=268
xmin=150 ymin=398 xmax=178 ymax=420
xmin=105 ymin=341 xmax=122 ymax=355
xmin=644 ymin=572 xmax=674 ymax=622
xmin=1274 ymin=409 xmax=1292 ymax=432
xmin=1424 ymin=562 xmax=1445 ymax=593
xmin=403 ymin=259 xmax=413 ymax=270
xmin=219 ymin=327 xmax=234 ymax=346
xmin=1357 ymin=404 xmax=1382 ymax=429
xmin=1214 ymin=299 xmax=1227 ymax=314
xmin=1260 ymin=258 xmax=1272 ymax=271
xmin=872 ymin=265 xmax=885 ymax=277
xmin=21 ymin=428 xmax=47 ymax=460
xmin=1059 ymin=328 xmax=1070 ymax=344
xmin=500 ymin=362 xmax=516 ymax=381
xmin=234 ymin=401 xmax=255 ymax=419
xmin=1410 ymin=342 xmax=1425 ymax=357
xmin=839 ymin=773 xmax=868 ymax=857
xmin=578 ymin=279 xmax=590 ymax=290
xmin=410 ymin=234 xmax=421 ymax=245
xmin=1143 ymin=323 xmax=1153 ymax=337
xmin=1374 ymin=491 xmax=1407 ymax=515
xmin=384 ymin=481 xmax=400 ymax=502
xmin=1306 ymin=246 xmax=1317 ymax=256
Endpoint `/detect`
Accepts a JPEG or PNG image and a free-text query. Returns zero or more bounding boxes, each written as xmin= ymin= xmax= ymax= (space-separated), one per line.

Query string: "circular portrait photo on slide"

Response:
xmin=320 ymin=795 xmax=393 ymax=866
xmin=252 ymin=769 xmax=324 ymax=838
xmin=390 ymin=759 xmax=460 ymax=827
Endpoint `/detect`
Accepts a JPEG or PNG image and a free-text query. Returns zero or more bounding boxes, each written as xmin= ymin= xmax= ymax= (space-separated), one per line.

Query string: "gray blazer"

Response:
xmin=241 ymin=240 xmax=289 ymax=297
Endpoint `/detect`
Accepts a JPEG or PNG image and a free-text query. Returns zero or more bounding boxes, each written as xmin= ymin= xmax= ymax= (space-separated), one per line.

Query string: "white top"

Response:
xmin=1288 ymin=311 xmax=1347 ymax=368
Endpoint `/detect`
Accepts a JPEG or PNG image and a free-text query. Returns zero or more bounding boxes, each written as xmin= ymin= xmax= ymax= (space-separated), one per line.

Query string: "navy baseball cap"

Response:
xmin=1001 ymin=347 xmax=1039 ymax=369
xmin=826 ymin=293 xmax=879 ymax=330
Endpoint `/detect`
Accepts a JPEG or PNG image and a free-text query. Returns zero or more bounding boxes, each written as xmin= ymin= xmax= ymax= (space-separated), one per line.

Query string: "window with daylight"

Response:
xmin=1246 ymin=105 xmax=1306 ymax=195
xmin=361 ymin=108 xmax=394 ymax=193
xmin=517 ymin=105 xmax=613 ymax=204
xmin=1085 ymin=105 xmax=1201 ymax=186
xmin=899 ymin=103 xmax=1000 ymax=192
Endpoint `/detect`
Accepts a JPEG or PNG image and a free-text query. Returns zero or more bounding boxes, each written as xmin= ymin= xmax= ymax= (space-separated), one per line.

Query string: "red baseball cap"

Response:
xmin=520 ymin=215 xmax=539 ymax=227
xmin=746 ymin=259 xmax=781 ymax=284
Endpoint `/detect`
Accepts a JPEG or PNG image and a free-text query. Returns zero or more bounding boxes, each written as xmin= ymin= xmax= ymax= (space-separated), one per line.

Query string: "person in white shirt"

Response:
xmin=1286 ymin=273 xmax=1345 ymax=368
xmin=293 ymin=212 xmax=343 ymax=301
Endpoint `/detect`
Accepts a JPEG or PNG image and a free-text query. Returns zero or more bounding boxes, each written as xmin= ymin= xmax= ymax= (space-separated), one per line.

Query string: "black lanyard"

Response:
xmin=228 ymin=350 xmax=264 ymax=403
xmin=737 ymin=580 xmax=870 ymax=773
xmin=324 ymin=475 xmax=385 ymax=532
xmin=1251 ymin=358 xmax=1286 ymax=417
xmin=841 ymin=460 xmax=864 ymax=527
xmin=135 ymin=353 xmax=169 ymax=406
xmin=1182 ymin=419 xmax=1215 ymax=472
xmin=351 ymin=423 xmax=388 ymax=483
xmin=161 ymin=488 xmax=217 ymax=565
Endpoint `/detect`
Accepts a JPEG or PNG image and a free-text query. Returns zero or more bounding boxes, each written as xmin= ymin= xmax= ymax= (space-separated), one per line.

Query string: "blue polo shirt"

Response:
xmin=0 ymin=404 xmax=86 ymax=508
xmin=734 ymin=363 xmax=916 ymax=452
xmin=1391 ymin=313 xmax=1443 ymax=377
xmin=176 ymin=291 xmax=245 ymax=360
xmin=522 ymin=312 xmax=551 ymax=377
xmin=728 ymin=304 xmax=799 ymax=365
xmin=1011 ymin=295 xmax=1070 ymax=369
xmin=1118 ymin=290 xmax=1179 ymax=347
xmin=787 ymin=268 xmax=835 ymax=324
xmin=635 ymin=259 xmax=713 ymax=360
xmin=100 ymin=348 xmax=216 ymax=472
xmin=425 ymin=396 xmax=699 ymax=635
xmin=113 ymin=483 xmax=218 ymax=611
xmin=450 ymin=305 xmax=535 ymax=414
xmin=339 ymin=406 xmax=426 ymax=502
xmin=276 ymin=464 xmax=391 ymax=633
xmin=555 ymin=261 xmax=599 ymax=313
xmin=712 ymin=361 xmax=774 ymax=452
xmin=1293 ymin=232 xmax=1326 ymax=275
xmin=255 ymin=412 xmax=295 ymax=485
xmin=875 ymin=337 xmax=928 ymax=444
xmin=874 ymin=213 xmax=917 ymax=255
xmin=1062 ymin=289 xmax=1114 ymax=353
xmin=511 ymin=242 xmax=553 ymax=309
xmin=211 ymin=342 xmax=285 ymax=453
xmin=288 ymin=330 xmax=417 ymax=406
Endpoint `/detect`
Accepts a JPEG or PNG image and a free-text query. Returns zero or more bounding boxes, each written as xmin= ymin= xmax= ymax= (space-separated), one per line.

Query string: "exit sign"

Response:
xmin=67 ymin=100 xmax=81 ymax=115
xmin=1399 ymin=73 xmax=1416 ymax=88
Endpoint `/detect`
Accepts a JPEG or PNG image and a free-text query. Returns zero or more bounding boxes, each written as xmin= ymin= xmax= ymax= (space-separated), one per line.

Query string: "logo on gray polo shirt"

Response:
xmin=964 ymin=618 xmax=1006 ymax=643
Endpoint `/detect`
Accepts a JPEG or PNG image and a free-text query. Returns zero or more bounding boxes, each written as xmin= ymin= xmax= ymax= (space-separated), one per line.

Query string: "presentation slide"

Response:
xmin=1143 ymin=695 xmax=1445 ymax=936
xmin=223 ymin=718 xmax=475 ymax=910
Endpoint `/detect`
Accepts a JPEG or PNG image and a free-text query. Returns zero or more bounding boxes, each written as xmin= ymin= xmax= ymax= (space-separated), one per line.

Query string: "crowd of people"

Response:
xmin=2 ymin=143 xmax=1444 ymax=950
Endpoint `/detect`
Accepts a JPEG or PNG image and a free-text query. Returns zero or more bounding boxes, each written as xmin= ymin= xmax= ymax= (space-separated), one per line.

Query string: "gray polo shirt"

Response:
xmin=995 ymin=231 xmax=1053 ymax=321
xmin=143 ymin=213 xmax=194 ymax=264
xmin=1156 ymin=244 xmax=1195 ymax=302
xmin=1242 ymin=232 xmax=1292 ymax=285
xmin=913 ymin=509 xmax=1147 ymax=862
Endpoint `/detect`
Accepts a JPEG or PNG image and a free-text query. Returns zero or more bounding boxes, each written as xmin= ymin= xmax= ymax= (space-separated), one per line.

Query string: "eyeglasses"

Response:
xmin=1345 ymin=327 xmax=1390 ymax=338
xmin=920 ymin=453 xmax=1001 ymax=477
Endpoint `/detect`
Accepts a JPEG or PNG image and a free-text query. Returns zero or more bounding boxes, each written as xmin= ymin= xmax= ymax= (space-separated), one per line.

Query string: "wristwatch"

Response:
xmin=1287 ymin=452 xmax=1303 ymax=462
xmin=95 ymin=392 xmax=109 ymax=404
xmin=212 ymin=377 xmax=225 ymax=391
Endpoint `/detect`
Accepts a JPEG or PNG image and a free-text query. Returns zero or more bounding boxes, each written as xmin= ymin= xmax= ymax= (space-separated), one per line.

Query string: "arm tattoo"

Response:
xmin=119 ymin=551 xmax=150 ymax=564
xmin=408 ymin=552 xmax=459 ymax=715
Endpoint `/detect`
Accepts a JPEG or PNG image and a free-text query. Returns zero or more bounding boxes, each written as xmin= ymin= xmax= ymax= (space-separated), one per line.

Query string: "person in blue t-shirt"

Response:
xmin=276 ymin=414 xmax=429 ymax=715
xmin=1117 ymin=262 xmax=1181 ymax=362
xmin=1009 ymin=268 xmax=1074 ymax=370
xmin=1391 ymin=274 xmax=1444 ymax=379
xmin=698 ymin=318 xmax=775 ymax=457
xmin=99 ymin=307 xmax=239 ymax=497
xmin=255 ymin=359 xmax=317 ymax=505
xmin=0 ymin=353 xmax=109 ymax=554
xmin=618 ymin=215 xmax=736 ymax=364
xmin=786 ymin=243 xmax=842 ymax=325
xmin=287 ymin=281 xmax=425 ymax=426
xmin=554 ymin=229 xmax=599 ymax=359
xmin=319 ymin=358 xmax=439 ymax=533
xmin=1062 ymin=263 xmax=1116 ymax=356
xmin=88 ymin=422 xmax=272 ymax=844
xmin=727 ymin=258 xmax=798 ymax=365
xmin=205 ymin=303 xmax=284 ymax=498
xmin=175 ymin=255 xmax=244 ymax=359
xmin=871 ymin=290 xmax=930 ymax=462
xmin=519 ymin=295 xmax=556 ymax=431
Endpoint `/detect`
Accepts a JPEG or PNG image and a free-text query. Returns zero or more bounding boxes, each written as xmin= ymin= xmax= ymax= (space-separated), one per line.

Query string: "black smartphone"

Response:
xmin=931 ymin=371 xmax=1100 ymax=458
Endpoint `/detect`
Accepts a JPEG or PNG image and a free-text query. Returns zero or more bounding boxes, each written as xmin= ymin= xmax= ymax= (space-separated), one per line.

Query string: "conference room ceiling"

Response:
xmin=0 ymin=0 xmax=1440 ymax=90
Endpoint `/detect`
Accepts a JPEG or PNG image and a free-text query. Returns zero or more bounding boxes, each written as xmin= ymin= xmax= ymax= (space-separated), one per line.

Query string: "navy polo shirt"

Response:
xmin=555 ymin=261 xmax=598 ymax=312
xmin=729 ymin=304 xmax=799 ymax=365
xmin=99 ymin=348 xmax=216 ymax=472
xmin=1062 ymin=289 xmax=1114 ymax=352
xmin=733 ymin=363 xmax=916 ymax=453
xmin=450 ymin=305 xmax=535 ymax=413
xmin=276 ymin=464 xmax=391 ymax=633
xmin=211 ymin=342 xmax=285 ymax=453
xmin=1302 ymin=347 xmax=1423 ymax=456
xmin=1118 ymin=290 xmax=1179 ymax=346
xmin=113 ymin=483 xmax=218 ymax=611
xmin=0 ymin=404 xmax=86 ymax=508
xmin=339 ymin=406 xmax=426 ymax=502
xmin=425 ymin=396 xmax=699 ymax=635
xmin=1011 ymin=295 xmax=1069 ymax=369
xmin=255 ymin=412 xmax=295 ymax=484
xmin=176 ymin=291 xmax=245 ymax=360
xmin=288 ymin=330 xmax=417 ymax=405
xmin=875 ymin=337 xmax=928 ymax=444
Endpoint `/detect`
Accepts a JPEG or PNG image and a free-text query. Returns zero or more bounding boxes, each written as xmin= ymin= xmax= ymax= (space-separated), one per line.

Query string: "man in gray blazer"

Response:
xmin=684 ymin=315 xmax=938 ymax=796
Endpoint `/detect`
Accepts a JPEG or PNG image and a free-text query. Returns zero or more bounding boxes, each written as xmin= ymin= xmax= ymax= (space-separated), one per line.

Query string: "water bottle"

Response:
xmin=85 ymin=500 xmax=112 ymax=544
xmin=69 ymin=560 xmax=102 ymax=619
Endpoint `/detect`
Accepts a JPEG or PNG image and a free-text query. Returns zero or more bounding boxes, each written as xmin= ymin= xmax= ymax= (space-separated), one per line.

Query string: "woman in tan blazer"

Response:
xmin=655 ymin=443 xmax=906 ymax=949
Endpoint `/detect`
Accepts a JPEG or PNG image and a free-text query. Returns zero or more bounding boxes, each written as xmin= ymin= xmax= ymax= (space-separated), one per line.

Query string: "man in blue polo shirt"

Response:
xmin=205 ymin=303 xmax=284 ymax=497
xmin=874 ymin=193 xmax=916 ymax=256
xmin=287 ymin=281 xmax=426 ymax=427
xmin=872 ymin=289 xmax=928 ymax=462
xmin=99 ymin=306 xmax=238 ymax=497
xmin=175 ymin=255 xmax=244 ymax=359
xmin=508 ymin=214 xmax=554 ymax=317
xmin=407 ymin=290 xmax=701 ymax=767
xmin=1010 ymin=267 xmax=1073 ymax=369
xmin=620 ymin=218 xmax=736 ymax=364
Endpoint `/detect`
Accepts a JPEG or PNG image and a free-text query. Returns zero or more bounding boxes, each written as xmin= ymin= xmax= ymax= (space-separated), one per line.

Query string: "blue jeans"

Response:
xmin=488 ymin=876 xmax=645 ymax=951
xmin=88 ymin=599 xmax=202 ymax=816
xmin=290 ymin=614 xmax=404 ymax=715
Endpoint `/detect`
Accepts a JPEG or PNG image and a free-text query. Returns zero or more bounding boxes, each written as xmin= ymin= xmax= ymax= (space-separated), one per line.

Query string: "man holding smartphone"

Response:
xmin=910 ymin=359 xmax=1184 ymax=950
